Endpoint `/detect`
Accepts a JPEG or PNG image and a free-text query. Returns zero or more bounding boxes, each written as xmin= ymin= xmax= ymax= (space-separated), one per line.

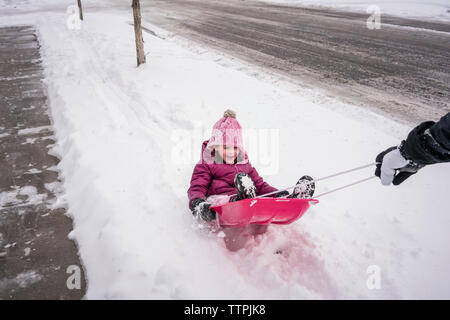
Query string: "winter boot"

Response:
xmin=231 ymin=172 xmax=257 ymax=202
xmin=288 ymin=175 xmax=315 ymax=199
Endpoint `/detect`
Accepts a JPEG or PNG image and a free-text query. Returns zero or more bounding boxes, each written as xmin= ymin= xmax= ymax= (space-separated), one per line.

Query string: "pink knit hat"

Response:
xmin=203 ymin=109 xmax=248 ymax=164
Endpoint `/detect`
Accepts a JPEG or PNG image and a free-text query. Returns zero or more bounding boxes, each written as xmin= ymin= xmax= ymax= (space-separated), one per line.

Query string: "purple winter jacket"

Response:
xmin=187 ymin=140 xmax=278 ymax=207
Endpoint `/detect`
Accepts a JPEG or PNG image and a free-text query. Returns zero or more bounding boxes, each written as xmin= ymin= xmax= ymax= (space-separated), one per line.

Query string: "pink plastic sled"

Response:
xmin=210 ymin=197 xmax=319 ymax=227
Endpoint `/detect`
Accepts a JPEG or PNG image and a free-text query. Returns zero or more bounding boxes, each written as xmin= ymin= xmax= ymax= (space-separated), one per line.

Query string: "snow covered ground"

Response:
xmin=259 ymin=0 xmax=450 ymax=21
xmin=1 ymin=0 xmax=450 ymax=299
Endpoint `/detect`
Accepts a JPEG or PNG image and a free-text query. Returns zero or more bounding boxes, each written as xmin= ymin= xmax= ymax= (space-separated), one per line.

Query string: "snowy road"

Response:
xmin=137 ymin=0 xmax=450 ymax=125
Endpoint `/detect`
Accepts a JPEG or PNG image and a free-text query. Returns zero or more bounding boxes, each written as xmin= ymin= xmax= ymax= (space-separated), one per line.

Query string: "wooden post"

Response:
xmin=132 ymin=0 xmax=146 ymax=67
xmin=77 ymin=0 xmax=83 ymax=21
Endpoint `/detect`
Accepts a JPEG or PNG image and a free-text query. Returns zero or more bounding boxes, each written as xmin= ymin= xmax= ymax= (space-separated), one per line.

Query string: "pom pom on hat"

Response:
xmin=223 ymin=109 xmax=236 ymax=118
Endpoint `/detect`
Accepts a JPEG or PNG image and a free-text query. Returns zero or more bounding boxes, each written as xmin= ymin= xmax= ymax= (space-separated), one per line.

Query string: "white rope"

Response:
xmin=314 ymin=175 xmax=377 ymax=198
xmin=254 ymin=162 xmax=378 ymax=198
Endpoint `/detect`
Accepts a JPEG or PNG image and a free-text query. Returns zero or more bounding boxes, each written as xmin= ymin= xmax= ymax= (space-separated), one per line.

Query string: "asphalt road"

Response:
xmin=139 ymin=0 xmax=450 ymax=125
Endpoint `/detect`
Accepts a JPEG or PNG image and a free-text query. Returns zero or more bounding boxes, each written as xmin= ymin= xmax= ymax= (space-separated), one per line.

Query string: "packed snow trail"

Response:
xmin=2 ymin=0 xmax=450 ymax=299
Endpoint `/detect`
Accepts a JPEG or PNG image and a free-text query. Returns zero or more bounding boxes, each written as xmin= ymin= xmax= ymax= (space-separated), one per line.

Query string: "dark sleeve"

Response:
xmin=403 ymin=112 xmax=450 ymax=165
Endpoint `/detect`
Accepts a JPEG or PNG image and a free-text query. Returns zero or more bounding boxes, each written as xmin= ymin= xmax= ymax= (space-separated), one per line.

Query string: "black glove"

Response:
xmin=190 ymin=198 xmax=216 ymax=222
xmin=375 ymin=142 xmax=425 ymax=186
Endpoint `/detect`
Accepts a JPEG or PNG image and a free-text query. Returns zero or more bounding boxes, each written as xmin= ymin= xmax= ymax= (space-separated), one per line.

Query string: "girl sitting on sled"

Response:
xmin=187 ymin=109 xmax=314 ymax=251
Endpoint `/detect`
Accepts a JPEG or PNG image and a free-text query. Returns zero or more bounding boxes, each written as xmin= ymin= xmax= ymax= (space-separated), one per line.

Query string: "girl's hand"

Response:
xmin=191 ymin=198 xmax=216 ymax=222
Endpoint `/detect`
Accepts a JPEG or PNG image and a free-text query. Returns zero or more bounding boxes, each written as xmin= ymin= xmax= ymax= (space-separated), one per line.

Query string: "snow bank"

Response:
xmin=260 ymin=0 xmax=450 ymax=21
xmin=2 ymin=1 xmax=450 ymax=299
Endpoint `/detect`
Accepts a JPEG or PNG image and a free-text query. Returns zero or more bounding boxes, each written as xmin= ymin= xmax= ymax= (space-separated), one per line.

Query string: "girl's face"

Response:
xmin=216 ymin=145 xmax=238 ymax=164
